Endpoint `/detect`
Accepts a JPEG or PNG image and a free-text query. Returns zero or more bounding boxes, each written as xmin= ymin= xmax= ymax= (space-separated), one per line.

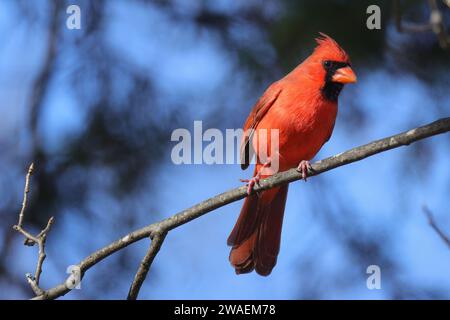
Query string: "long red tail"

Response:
xmin=227 ymin=184 xmax=288 ymax=276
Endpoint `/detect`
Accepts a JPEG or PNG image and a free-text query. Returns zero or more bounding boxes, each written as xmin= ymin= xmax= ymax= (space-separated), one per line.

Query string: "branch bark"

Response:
xmin=394 ymin=0 xmax=449 ymax=49
xmin=22 ymin=117 xmax=450 ymax=300
xmin=423 ymin=206 xmax=450 ymax=248
xmin=127 ymin=231 xmax=167 ymax=300
xmin=13 ymin=163 xmax=55 ymax=296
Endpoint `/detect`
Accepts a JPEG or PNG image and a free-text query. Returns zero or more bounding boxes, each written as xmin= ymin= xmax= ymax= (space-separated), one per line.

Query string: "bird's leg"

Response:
xmin=296 ymin=160 xmax=312 ymax=181
xmin=240 ymin=160 xmax=272 ymax=195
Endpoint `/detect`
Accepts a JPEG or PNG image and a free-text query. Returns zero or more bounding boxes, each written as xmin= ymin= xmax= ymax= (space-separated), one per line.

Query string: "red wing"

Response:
xmin=240 ymin=82 xmax=282 ymax=170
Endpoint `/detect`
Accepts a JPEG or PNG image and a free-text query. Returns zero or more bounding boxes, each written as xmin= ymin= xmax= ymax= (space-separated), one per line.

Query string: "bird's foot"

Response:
xmin=296 ymin=160 xmax=312 ymax=181
xmin=240 ymin=175 xmax=261 ymax=195
xmin=240 ymin=160 xmax=272 ymax=195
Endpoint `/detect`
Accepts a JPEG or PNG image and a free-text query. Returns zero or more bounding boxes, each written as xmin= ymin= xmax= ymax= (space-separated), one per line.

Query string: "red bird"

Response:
xmin=228 ymin=33 xmax=357 ymax=276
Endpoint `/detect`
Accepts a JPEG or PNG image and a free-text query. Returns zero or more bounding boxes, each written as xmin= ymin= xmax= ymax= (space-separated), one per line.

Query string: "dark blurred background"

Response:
xmin=0 ymin=0 xmax=449 ymax=299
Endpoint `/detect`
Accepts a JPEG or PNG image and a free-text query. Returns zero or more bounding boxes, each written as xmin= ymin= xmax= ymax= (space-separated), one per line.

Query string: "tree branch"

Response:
xmin=394 ymin=0 xmax=432 ymax=33
xmin=23 ymin=117 xmax=450 ymax=300
xmin=13 ymin=163 xmax=55 ymax=296
xmin=17 ymin=163 xmax=35 ymax=230
xmin=423 ymin=206 xmax=450 ymax=248
xmin=394 ymin=0 xmax=449 ymax=49
xmin=127 ymin=231 xmax=167 ymax=300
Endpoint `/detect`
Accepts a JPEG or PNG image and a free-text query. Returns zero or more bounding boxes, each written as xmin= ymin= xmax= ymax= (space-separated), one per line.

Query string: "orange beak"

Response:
xmin=332 ymin=66 xmax=357 ymax=84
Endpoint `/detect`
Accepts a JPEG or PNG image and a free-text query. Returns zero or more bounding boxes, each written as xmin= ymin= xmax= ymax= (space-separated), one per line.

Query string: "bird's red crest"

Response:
xmin=313 ymin=32 xmax=350 ymax=63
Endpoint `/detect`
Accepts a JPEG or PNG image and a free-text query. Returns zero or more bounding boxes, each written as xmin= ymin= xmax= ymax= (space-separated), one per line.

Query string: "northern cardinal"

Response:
xmin=228 ymin=33 xmax=356 ymax=276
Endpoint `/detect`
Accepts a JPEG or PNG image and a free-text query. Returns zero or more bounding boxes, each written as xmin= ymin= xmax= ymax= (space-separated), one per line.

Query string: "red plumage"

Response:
xmin=228 ymin=33 xmax=357 ymax=276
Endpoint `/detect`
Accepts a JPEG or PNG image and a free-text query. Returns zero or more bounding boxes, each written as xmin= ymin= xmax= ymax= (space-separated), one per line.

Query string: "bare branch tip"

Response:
xmin=28 ymin=163 xmax=35 ymax=175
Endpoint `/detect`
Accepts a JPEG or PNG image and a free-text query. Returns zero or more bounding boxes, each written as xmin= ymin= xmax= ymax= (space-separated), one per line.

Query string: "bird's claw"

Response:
xmin=296 ymin=160 xmax=312 ymax=181
xmin=240 ymin=176 xmax=260 ymax=195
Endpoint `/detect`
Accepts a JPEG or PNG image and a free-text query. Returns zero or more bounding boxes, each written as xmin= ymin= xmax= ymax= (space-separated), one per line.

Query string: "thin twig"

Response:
xmin=26 ymin=273 xmax=44 ymax=296
xmin=127 ymin=231 xmax=167 ymax=300
xmin=394 ymin=0 xmax=432 ymax=33
xmin=423 ymin=206 xmax=450 ymax=248
xmin=17 ymin=163 xmax=34 ymax=230
xmin=34 ymin=217 xmax=54 ymax=282
xmin=394 ymin=0 xmax=449 ymax=49
xmin=26 ymin=117 xmax=450 ymax=300
xmin=13 ymin=163 xmax=55 ymax=295
xmin=428 ymin=0 xmax=449 ymax=49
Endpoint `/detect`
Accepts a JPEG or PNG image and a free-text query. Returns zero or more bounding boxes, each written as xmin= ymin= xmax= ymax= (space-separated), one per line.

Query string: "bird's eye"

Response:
xmin=323 ymin=60 xmax=332 ymax=68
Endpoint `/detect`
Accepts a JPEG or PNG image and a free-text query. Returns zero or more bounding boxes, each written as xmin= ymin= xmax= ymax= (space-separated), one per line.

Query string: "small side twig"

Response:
xmin=17 ymin=163 xmax=34 ymax=231
xmin=423 ymin=206 xmax=450 ymax=248
xmin=394 ymin=0 xmax=432 ymax=33
xmin=428 ymin=0 xmax=449 ymax=49
xmin=127 ymin=231 xmax=167 ymax=300
xmin=12 ymin=163 xmax=55 ymax=296
xmin=394 ymin=0 xmax=449 ymax=49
